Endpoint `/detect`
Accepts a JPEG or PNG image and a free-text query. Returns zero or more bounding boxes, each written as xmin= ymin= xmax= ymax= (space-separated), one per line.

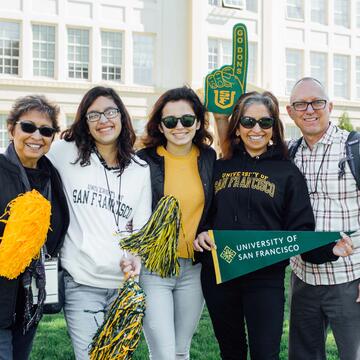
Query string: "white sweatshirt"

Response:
xmin=48 ymin=140 xmax=152 ymax=289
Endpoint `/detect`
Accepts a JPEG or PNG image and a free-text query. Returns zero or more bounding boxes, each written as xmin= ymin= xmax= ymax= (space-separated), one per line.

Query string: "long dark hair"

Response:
xmin=142 ymin=86 xmax=213 ymax=149
xmin=224 ymin=91 xmax=287 ymax=159
xmin=62 ymin=86 xmax=136 ymax=174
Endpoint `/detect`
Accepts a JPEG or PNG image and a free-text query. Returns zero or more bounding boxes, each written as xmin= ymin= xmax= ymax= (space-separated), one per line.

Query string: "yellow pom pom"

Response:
xmin=0 ymin=189 xmax=51 ymax=279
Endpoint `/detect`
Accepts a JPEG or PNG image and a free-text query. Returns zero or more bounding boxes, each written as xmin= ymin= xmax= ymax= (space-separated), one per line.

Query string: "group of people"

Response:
xmin=0 ymin=76 xmax=359 ymax=360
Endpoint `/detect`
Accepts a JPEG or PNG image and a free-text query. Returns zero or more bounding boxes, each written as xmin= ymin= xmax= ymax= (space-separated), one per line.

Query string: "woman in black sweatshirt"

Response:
xmin=194 ymin=91 xmax=315 ymax=360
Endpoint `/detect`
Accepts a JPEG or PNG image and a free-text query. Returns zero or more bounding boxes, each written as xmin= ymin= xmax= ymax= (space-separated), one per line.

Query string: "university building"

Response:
xmin=1 ymin=0 xmax=360 ymax=151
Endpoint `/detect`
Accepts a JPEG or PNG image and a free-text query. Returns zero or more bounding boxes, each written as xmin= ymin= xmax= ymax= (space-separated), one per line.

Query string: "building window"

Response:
xmin=208 ymin=38 xmax=231 ymax=71
xmin=246 ymin=0 xmax=257 ymax=12
xmin=0 ymin=21 xmax=20 ymax=75
xmin=286 ymin=0 xmax=303 ymax=20
xmin=310 ymin=52 xmax=327 ymax=88
xmin=333 ymin=54 xmax=349 ymax=98
xmin=133 ymin=34 xmax=155 ymax=86
xmin=67 ymin=28 xmax=89 ymax=79
xmin=286 ymin=49 xmax=303 ymax=95
xmin=285 ymin=123 xmax=301 ymax=140
xmin=208 ymin=0 xmax=220 ymax=5
xmin=132 ymin=118 xmax=146 ymax=137
xmin=0 ymin=114 xmax=8 ymax=151
xmin=356 ymin=57 xmax=360 ymax=98
xmin=357 ymin=1 xmax=360 ymax=28
xmin=334 ymin=0 xmax=350 ymax=28
xmin=248 ymin=42 xmax=257 ymax=84
xmin=223 ymin=0 xmax=245 ymax=8
xmin=101 ymin=31 xmax=122 ymax=82
xmin=311 ymin=0 xmax=326 ymax=25
xmin=66 ymin=114 xmax=75 ymax=128
xmin=33 ymin=24 xmax=55 ymax=78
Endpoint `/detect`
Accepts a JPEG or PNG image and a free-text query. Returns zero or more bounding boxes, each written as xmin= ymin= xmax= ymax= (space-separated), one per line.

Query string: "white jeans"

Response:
xmin=139 ymin=259 xmax=204 ymax=360
xmin=63 ymin=271 xmax=119 ymax=360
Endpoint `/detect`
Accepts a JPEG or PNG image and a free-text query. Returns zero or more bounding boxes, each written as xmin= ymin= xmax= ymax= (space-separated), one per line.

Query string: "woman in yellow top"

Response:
xmin=136 ymin=86 xmax=216 ymax=359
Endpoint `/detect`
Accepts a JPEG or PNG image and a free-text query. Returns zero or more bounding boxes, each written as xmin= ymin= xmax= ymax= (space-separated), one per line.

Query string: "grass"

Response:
xmin=31 ymin=270 xmax=339 ymax=359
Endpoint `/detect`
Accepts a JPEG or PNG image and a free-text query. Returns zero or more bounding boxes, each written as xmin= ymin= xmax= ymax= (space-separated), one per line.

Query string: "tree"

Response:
xmin=338 ymin=112 xmax=354 ymax=131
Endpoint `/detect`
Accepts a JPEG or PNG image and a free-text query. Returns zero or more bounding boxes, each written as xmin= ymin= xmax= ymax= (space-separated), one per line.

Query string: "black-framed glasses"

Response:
xmin=239 ymin=116 xmax=274 ymax=129
xmin=86 ymin=108 xmax=120 ymax=122
xmin=292 ymin=99 xmax=327 ymax=111
xmin=161 ymin=114 xmax=196 ymax=129
xmin=16 ymin=121 xmax=56 ymax=138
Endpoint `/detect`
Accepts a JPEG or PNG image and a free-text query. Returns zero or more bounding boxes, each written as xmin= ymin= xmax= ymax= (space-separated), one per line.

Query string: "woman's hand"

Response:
xmin=120 ymin=254 xmax=141 ymax=277
xmin=332 ymin=233 xmax=353 ymax=257
xmin=194 ymin=231 xmax=216 ymax=252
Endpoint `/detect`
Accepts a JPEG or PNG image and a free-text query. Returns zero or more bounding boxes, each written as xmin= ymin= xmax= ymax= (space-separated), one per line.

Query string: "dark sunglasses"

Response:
xmin=16 ymin=121 xmax=56 ymax=137
xmin=161 ymin=114 xmax=196 ymax=129
xmin=239 ymin=116 xmax=274 ymax=129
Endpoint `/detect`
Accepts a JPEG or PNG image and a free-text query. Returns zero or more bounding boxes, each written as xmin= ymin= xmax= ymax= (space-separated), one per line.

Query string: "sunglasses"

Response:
xmin=239 ymin=116 xmax=274 ymax=129
xmin=16 ymin=121 xmax=56 ymax=138
xmin=161 ymin=114 xmax=196 ymax=129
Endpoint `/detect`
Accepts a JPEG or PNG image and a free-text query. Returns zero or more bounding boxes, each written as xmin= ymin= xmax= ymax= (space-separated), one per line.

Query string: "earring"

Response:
xmin=268 ymin=139 xmax=274 ymax=146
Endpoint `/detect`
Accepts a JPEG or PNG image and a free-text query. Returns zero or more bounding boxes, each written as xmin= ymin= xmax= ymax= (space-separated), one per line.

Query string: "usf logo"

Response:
xmin=220 ymin=246 xmax=237 ymax=264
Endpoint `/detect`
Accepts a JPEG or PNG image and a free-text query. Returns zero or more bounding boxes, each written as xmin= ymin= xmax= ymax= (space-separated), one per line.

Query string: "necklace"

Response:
xmin=301 ymin=144 xmax=330 ymax=195
xmin=94 ymin=148 xmax=122 ymax=233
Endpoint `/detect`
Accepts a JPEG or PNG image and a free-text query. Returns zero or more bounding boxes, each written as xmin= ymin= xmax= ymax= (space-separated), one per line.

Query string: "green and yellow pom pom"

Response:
xmin=0 ymin=189 xmax=51 ymax=279
xmin=120 ymin=195 xmax=181 ymax=278
xmin=89 ymin=277 xmax=146 ymax=360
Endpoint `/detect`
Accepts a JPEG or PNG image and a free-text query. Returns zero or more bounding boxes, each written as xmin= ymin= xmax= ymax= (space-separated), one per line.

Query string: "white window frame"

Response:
xmin=222 ymin=0 xmax=245 ymax=9
xmin=333 ymin=54 xmax=349 ymax=99
xmin=311 ymin=0 xmax=327 ymax=25
xmin=286 ymin=0 xmax=304 ymax=20
xmin=310 ymin=52 xmax=327 ymax=88
xmin=101 ymin=31 xmax=123 ymax=82
xmin=248 ymin=42 xmax=257 ymax=85
xmin=334 ymin=0 xmax=350 ymax=28
xmin=133 ymin=33 xmax=155 ymax=86
xmin=32 ymin=24 xmax=55 ymax=78
xmin=0 ymin=114 xmax=8 ymax=152
xmin=356 ymin=57 xmax=360 ymax=99
xmin=286 ymin=49 xmax=303 ymax=95
xmin=0 ymin=21 xmax=20 ymax=76
xmin=208 ymin=38 xmax=231 ymax=71
xmin=67 ymin=28 xmax=89 ymax=80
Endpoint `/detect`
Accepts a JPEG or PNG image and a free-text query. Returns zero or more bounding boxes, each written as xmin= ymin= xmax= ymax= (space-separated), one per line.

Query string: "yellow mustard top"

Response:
xmin=157 ymin=145 xmax=205 ymax=258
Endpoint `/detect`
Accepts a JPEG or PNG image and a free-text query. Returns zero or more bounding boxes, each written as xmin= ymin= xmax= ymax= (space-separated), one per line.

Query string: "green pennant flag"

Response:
xmin=210 ymin=230 xmax=341 ymax=284
xmin=204 ymin=23 xmax=248 ymax=114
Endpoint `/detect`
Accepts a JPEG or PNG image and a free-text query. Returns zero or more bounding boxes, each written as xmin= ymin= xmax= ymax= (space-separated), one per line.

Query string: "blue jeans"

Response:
xmin=139 ymin=259 xmax=204 ymax=360
xmin=63 ymin=271 xmax=119 ymax=360
xmin=0 ymin=324 xmax=37 ymax=360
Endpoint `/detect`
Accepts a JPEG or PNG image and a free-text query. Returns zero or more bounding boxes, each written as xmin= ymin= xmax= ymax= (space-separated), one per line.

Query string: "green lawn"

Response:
xmin=31 ymin=270 xmax=339 ymax=359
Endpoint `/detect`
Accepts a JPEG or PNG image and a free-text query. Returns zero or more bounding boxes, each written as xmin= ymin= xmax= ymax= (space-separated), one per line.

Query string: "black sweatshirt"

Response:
xmin=207 ymin=144 xmax=317 ymax=278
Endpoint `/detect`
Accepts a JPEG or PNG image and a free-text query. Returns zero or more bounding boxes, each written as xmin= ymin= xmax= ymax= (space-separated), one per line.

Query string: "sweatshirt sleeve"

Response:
xmin=284 ymin=165 xmax=339 ymax=264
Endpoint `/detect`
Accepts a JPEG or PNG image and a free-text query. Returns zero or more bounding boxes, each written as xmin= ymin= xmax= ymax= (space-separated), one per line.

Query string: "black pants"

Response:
xmin=201 ymin=263 xmax=285 ymax=360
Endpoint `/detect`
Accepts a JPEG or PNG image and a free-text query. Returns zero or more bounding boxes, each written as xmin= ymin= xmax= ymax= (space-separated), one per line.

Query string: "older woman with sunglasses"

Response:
xmin=194 ymin=91 xmax=316 ymax=360
xmin=0 ymin=95 xmax=69 ymax=360
xmin=136 ymin=86 xmax=216 ymax=360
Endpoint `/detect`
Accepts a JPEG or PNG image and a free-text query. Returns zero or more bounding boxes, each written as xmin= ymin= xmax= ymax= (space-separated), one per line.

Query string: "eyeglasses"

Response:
xmin=292 ymin=100 xmax=327 ymax=111
xmin=161 ymin=114 xmax=196 ymax=129
xmin=16 ymin=121 xmax=56 ymax=138
xmin=86 ymin=108 xmax=120 ymax=122
xmin=239 ymin=116 xmax=274 ymax=129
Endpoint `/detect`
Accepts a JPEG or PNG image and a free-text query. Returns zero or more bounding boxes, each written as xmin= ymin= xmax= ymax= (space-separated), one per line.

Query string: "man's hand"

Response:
xmin=120 ymin=254 xmax=141 ymax=278
xmin=333 ymin=233 xmax=353 ymax=257
xmin=194 ymin=231 xmax=216 ymax=252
